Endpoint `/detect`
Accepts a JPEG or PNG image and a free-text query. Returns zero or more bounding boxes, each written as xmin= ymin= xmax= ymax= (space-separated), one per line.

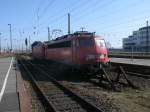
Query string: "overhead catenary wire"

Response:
xmin=25 ymin=0 xmax=150 ymax=44
xmin=99 ymin=16 xmax=150 ymax=32
xmin=72 ymin=0 xmax=115 ymax=20
xmin=28 ymin=0 xmax=115 ymax=36
xmin=72 ymin=0 xmax=142 ymax=25
xmin=31 ymin=0 xmax=112 ymax=36
xmin=38 ymin=0 xmax=55 ymax=19
xmin=37 ymin=0 xmax=90 ymax=28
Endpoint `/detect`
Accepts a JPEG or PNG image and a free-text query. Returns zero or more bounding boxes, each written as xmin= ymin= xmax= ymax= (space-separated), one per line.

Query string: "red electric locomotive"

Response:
xmin=43 ymin=31 xmax=109 ymax=71
xmin=32 ymin=31 xmax=109 ymax=71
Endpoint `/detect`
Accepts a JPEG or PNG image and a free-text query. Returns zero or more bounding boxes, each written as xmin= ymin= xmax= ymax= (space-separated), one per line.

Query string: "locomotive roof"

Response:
xmin=31 ymin=41 xmax=43 ymax=47
xmin=45 ymin=31 xmax=95 ymax=44
xmin=32 ymin=31 xmax=104 ymax=47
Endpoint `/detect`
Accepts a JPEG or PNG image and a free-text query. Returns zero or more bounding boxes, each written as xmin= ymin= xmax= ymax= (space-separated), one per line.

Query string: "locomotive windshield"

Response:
xmin=79 ymin=38 xmax=93 ymax=47
xmin=96 ymin=39 xmax=106 ymax=47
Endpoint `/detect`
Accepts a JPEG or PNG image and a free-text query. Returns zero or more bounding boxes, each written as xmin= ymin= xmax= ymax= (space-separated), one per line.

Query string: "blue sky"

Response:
xmin=0 ymin=0 xmax=150 ymax=50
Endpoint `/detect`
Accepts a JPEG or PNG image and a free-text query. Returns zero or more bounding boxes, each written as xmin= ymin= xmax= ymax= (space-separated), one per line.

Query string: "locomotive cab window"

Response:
xmin=78 ymin=38 xmax=93 ymax=47
xmin=96 ymin=39 xmax=106 ymax=48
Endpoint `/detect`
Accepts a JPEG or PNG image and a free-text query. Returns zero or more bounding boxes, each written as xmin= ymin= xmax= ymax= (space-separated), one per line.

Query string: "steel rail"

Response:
xmin=19 ymin=59 xmax=58 ymax=112
xmin=126 ymin=71 xmax=150 ymax=79
xmin=20 ymin=59 xmax=103 ymax=112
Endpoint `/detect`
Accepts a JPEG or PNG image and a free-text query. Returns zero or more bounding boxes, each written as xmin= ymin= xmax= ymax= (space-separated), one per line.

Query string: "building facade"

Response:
xmin=123 ymin=26 xmax=150 ymax=52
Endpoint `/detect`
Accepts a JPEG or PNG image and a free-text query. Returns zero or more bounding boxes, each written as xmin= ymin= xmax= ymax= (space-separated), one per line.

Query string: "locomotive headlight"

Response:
xmin=100 ymin=54 xmax=105 ymax=59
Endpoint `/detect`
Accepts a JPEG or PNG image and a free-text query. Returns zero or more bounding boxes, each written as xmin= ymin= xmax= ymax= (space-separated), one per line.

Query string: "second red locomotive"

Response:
xmin=32 ymin=31 xmax=109 ymax=71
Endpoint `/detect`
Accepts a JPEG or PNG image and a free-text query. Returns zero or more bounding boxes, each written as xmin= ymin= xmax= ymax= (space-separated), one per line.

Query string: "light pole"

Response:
xmin=146 ymin=21 xmax=149 ymax=53
xmin=0 ymin=33 xmax=1 ymax=54
xmin=68 ymin=13 xmax=70 ymax=34
xmin=8 ymin=24 xmax=12 ymax=52
xmin=4 ymin=38 xmax=7 ymax=52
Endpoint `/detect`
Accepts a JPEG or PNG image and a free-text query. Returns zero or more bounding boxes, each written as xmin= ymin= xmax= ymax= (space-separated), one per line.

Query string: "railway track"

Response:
xmin=110 ymin=62 xmax=150 ymax=79
xmin=18 ymin=56 xmax=150 ymax=112
xmin=18 ymin=58 xmax=103 ymax=112
xmin=34 ymin=58 xmax=150 ymax=91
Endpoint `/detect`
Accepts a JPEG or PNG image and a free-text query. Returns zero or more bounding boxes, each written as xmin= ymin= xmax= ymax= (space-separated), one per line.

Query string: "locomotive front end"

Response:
xmin=77 ymin=32 xmax=109 ymax=71
xmin=94 ymin=37 xmax=109 ymax=65
xmin=85 ymin=36 xmax=109 ymax=71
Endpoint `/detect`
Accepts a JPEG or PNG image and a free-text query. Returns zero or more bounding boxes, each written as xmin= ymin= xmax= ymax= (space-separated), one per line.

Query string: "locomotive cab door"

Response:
xmin=72 ymin=39 xmax=76 ymax=63
xmin=72 ymin=39 xmax=79 ymax=65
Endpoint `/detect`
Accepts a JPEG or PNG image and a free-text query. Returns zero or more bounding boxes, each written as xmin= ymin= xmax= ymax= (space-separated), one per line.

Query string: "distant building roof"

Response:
xmin=139 ymin=26 xmax=150 ymax=31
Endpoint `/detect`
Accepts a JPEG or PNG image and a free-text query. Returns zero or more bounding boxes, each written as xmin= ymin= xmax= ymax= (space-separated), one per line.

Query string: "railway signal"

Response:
xmin=29 ymin=36 xmax=31 ymax=52
xmin=25 ymin=38 xmax=28 ymax=53
xmin=25 ymin=38 xmax=28 ymax=46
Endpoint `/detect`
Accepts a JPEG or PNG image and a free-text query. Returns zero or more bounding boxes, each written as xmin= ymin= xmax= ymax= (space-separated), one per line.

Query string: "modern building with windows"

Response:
xmin=123 ymin=26 xmax=150 ymax=52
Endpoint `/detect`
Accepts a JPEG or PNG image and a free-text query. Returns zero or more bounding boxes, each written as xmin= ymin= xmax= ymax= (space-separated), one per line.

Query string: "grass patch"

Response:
xmin=111 ymin=89 xmax=150 ymax=112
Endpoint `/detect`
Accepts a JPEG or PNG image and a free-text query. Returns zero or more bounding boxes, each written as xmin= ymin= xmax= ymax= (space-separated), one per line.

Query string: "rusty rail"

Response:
xmin=19 ymin=58 xmax=103 ymax=112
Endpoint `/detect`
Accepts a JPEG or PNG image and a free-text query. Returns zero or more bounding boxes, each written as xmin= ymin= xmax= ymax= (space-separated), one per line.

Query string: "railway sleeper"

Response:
xmin=22 ymin=58 xmax=103 ymax=112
